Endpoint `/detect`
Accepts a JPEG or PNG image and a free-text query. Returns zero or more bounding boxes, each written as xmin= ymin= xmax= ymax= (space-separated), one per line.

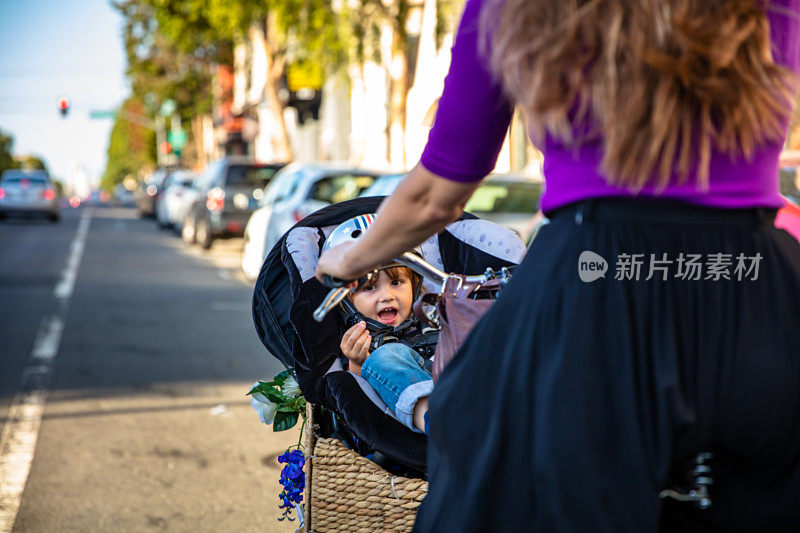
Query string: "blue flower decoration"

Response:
xmin=277 ymin=448 xmax=305 ymax=521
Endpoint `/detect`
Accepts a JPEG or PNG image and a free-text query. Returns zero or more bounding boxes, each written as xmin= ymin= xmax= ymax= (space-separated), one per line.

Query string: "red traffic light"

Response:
xmin=159 ymin=141 xmax=172 ymax=154
xmin=58 ymin=97 xmax=70 ymax=116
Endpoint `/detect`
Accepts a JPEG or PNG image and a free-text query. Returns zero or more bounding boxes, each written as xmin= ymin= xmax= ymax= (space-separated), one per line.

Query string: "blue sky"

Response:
xmin=0 ymin=0 xmax=129 ymax=184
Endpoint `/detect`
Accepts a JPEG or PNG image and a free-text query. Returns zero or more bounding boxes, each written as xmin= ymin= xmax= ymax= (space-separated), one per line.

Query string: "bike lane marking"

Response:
xmin=0 ymin=210 xmax=91 ymax=532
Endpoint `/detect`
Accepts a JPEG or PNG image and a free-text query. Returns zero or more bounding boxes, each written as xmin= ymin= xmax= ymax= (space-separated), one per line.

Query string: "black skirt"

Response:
xmin=414 ymin=198 xmax=800 ymax=532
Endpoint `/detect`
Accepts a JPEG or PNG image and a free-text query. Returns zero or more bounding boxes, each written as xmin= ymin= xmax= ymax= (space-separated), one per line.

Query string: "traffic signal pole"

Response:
xmin=155 ymin=116 xmax=167 ymax=167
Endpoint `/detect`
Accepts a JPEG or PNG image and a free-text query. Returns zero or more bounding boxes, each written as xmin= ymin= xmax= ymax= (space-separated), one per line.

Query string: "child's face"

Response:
xmin=351 ymin=269 xmax=414 ymax=327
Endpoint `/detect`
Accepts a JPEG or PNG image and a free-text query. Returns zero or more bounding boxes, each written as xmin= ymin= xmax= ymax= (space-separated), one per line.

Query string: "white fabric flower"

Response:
xmin=282 ymin=375 xmax=301 ymax=398
xmin=250 ymin=390 xmax=277 ymax=425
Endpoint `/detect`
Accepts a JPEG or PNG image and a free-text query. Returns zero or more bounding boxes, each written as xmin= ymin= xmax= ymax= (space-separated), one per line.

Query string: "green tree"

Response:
xmin=102 ymin=96 xmax=157 ymax=190
xmin=0 ymin=128 xmax=17 ymax=175
xmin=340 ymin=0 xmax=461 ymax=167
xmin=15 ymin=155 xmax=48 ymax=171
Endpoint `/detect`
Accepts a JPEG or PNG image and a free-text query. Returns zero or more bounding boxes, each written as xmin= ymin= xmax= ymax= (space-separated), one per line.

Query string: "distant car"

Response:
xmin=135 ymin=168 xmax=172 ymax=218
xmin=182 ymin=157 xmax=287 ymax=249
xmin=83 ymin=190 xmax=111 ymax=206
xmin=462 ymin=173 xmax=543 ymax=240
xmin=155 ymin=169 xmax=197 ymax=231
xmin=112 ymin=184 xmax=136 ymax=207
xmin=241 ymin=163 xmax=384 ymax=280
xmin=0 ymin=169 xmax=59 ymax=222
xmin=359 ymin=173 xmax=405 ymax=197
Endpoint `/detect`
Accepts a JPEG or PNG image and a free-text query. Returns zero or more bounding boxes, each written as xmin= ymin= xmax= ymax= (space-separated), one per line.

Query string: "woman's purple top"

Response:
xmin=419 ymin=0 xmax=800 ymax=213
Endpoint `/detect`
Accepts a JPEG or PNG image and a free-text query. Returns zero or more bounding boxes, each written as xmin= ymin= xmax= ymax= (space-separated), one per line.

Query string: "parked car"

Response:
xmin=155 ymin=169 xmax=197 ymax=231
xmin=241 ymin=163 xmax=384 ymax=280
xmin=135 ymin=168 xmax=172 ymax=218
xmin=462 ymin=173 xmax=543 ymax=240
xmin=361 ymin=171 xmax=543 ymax=240
xmin=182 ymin=157 xmax=287 ymax=249
xmin=359 ymin=173 xmax=405 ymax=197
xmin=0 ymin=169 xmax=59 ymax=222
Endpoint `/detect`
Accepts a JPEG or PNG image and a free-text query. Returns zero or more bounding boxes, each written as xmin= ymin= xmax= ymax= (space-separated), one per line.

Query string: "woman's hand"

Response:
xmin=340 ymin=321 xmax=371 ymax=375
xmin=316 ymin=241 xmax=367 ymax=283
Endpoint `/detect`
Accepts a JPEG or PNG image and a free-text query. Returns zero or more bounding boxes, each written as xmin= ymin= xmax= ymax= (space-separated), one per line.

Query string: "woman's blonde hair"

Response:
xmin=480 ymin=0 xmax=797 ymax=191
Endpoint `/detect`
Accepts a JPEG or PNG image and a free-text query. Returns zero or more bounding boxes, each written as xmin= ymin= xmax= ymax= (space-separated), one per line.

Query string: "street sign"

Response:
xmin=167 ymin=129 xmax=188 ymax=150
xmin=89 ymin=110 xmax=117 ymax=119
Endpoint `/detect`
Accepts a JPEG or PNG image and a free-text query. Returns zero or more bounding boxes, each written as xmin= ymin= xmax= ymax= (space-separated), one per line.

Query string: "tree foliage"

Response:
xmin=0 ymin=128 xmax=16 ymax=175
xmin=101 ymin=96 xmax=157 ymax=190
xmin=114 ymin=0 xmax=220 ymax=120
xmin=106 ymin=0 xmax=463 ymax=173
xmin=15 ymin=155 xmax=48 ymax=171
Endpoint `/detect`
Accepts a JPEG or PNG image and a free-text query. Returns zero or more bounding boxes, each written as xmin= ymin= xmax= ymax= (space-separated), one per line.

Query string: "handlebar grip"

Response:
xmin=313 ymin=286 xmax=351 ymax=322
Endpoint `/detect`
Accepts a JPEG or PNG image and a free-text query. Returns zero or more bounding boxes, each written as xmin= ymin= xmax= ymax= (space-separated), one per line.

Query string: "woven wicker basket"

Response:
xmin=303 ymin=404 xmax=428 ymax=532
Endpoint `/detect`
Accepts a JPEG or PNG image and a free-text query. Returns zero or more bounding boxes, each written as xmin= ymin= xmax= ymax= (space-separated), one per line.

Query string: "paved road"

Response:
xmin=0 ymin=207 xmax=297 ymax=532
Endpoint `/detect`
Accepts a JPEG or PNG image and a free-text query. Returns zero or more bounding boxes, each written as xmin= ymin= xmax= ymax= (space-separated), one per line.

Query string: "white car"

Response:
xmin=241 ymin=163 xmax=387 ymax=280
xmin=155 ymin=170 xmax=198 ymax=231
xmin=362 ymin=172 xmax=544 ymax=240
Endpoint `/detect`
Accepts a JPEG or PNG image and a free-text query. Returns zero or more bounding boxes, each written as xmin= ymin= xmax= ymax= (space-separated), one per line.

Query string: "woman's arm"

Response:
xmin=317 ymin=163 xmax=482 ymax=281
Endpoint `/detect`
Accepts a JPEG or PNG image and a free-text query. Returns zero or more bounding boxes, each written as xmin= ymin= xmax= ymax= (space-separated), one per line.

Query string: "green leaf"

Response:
xmin=249 ymin=383 xmax=287 ymax=405
xmin=274 ymin=369 xmax=292 ymax=386
xmin=273 ymin=411 xmax=299 ymax=432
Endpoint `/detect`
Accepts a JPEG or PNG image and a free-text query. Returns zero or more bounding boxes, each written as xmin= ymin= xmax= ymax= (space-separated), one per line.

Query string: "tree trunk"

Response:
xmin=388 ymin=1 xmax=410 ymax=169
xmin=262 ymin=14 xmax=294 ymax=161
xmin=191 ymin=115 xmax=207 ymax=171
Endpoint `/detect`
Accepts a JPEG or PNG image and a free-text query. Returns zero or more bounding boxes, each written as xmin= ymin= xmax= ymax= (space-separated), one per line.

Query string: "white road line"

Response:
xmin=30 ymin=316 xmax=64 ymax=362
xmin=54 ymin=211 xmax=90 ymax=301
xmin=0 ymin=210 xmax=91 ymax=532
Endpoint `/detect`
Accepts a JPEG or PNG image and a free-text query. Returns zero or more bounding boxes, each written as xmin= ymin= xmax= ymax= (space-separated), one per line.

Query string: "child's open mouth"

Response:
xmin=377 ymin=307 xmax=399 ymax=324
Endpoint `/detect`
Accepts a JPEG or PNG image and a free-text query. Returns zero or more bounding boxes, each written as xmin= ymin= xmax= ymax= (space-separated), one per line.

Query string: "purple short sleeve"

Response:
xmin=419 ymin=0 xmax=514 ymax=183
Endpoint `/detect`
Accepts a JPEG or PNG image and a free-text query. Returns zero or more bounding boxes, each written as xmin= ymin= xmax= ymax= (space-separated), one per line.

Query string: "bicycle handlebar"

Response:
xmin=312 ymin=252 xmax=504 ymax=322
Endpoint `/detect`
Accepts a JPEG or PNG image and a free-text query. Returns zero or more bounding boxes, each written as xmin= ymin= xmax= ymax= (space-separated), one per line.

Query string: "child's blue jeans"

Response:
xmin=360 ymin=342 xmax=433 ymax=433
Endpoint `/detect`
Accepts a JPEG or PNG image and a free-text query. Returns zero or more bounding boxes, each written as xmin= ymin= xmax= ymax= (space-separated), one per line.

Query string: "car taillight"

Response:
xmin=100 ymin=191 xmax=110 ymax=202
xmin=69 ymin=196 xmax=80 ymax=208
xmin=206 ymin=187 xmax=225 ymax=211
xmin=43 ymin=189 xmax=55 ymax=201
xmin=0 ymin=187 xmax=5 ymax=199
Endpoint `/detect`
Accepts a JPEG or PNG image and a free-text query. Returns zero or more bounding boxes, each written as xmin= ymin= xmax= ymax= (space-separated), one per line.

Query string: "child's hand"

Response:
xmin=341 ymin=321 xmax=371 ymax=375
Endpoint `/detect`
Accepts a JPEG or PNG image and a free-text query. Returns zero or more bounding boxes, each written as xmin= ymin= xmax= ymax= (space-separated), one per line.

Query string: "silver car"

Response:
xmin=0 ymin=169 xmax=59 ymax=222
xmin=156 ymin=169 xmax=198 ymax=231
xmin=462 ymin=173 xmax=543 ymax=240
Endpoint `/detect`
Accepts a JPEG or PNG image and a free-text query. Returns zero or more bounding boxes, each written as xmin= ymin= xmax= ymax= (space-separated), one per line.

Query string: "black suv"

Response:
xmin=183 ymin=157 xmax=287 ymax=249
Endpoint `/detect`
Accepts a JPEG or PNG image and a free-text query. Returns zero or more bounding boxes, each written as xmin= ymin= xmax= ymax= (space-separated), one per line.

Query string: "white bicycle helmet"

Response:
xmin=321 ymin=214 xmax=422 ymax=267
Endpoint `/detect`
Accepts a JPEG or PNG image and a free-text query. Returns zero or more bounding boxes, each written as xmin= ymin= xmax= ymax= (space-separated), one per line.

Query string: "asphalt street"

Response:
xmin=0 ymin=206 xmax=297 ymax=532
